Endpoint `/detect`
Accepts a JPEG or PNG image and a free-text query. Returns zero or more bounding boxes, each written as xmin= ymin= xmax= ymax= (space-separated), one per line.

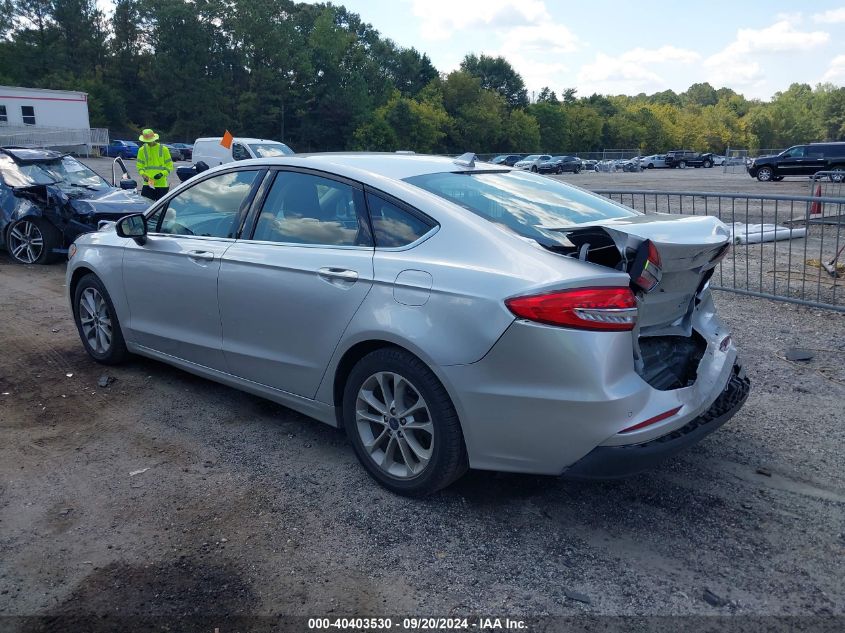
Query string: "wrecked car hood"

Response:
xmin=67 ymin=187 xmax=150 ymax=219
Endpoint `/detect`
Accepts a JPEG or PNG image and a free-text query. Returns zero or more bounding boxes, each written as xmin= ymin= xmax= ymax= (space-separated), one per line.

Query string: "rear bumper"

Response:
xmin=441 ymin=292 xmax=741 ymax=475
xmin=564 ymin=364 xmax=750 ymax=479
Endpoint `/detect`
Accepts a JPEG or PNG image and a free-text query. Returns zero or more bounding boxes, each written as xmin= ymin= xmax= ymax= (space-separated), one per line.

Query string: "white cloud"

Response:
xmin=822 ymin=54 xmax=845 ymax=82
xmin=705 ymin=20 xmax=829 ymax=62
xmin=410 ymin=0 xmax=550 ymax=40
xmin=501 ymin=22 xmax=581 ymax=54
xmin=812 ymin=7 xmax=845 ymax=23
xmin=704 ymin=20 xmax=829 ymax=86
xmin=574 ymin=46 xmax=700 ymax=95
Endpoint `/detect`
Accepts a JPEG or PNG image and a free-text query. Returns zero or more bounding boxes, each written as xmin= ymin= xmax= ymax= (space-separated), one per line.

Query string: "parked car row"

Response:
xmin=102 ymin=140 xmax=194 ymax=161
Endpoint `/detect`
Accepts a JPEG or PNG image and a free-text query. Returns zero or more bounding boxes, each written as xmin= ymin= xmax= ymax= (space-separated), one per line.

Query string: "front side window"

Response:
xmin=21 ymin=106 xmax=35 ymax=125
xmin=155 ymin=170 xmax=259 ymax=238
xmin=367 ymin=193 xmax=435 ymax=248
xmin=252 ymin=171 xmax=370 ymax=247
xmin=783 ymin=146 xmax=805 ymax=158
xmin=405 ymin=170 xmax=637 ymax=247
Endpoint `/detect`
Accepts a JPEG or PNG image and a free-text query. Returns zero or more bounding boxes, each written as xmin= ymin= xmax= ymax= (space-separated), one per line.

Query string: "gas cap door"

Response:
xmin=393 ymin=269 xmax=433 ymax=306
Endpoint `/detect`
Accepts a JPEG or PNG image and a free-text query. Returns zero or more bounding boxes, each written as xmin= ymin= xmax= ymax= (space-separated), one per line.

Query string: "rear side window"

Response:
xmin=155 ymin=170 xmax=259 ymax=238
xmin=367 ymin=193 xmax=435 ymax=248
xmin=405 ymin=170 xmax=636 ymax=247
xmin=251 ymin=171 xmax=371 ymax=247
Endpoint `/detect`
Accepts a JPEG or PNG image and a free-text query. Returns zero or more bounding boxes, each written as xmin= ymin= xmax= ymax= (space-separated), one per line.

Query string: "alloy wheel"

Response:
xmin=355 ymin=371 xmax=434 ymax=479
xmin=8 ymin=220 xmax=44 ymax=264
xmin=79 ymin=287 xmax=113 ymax=355
xmin=758 ymin=167 xmax=773 ymax=182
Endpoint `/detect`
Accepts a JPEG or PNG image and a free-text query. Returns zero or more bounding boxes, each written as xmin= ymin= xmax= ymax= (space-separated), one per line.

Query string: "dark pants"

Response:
xmin=141 ymin=185 xmax=169 ymax=201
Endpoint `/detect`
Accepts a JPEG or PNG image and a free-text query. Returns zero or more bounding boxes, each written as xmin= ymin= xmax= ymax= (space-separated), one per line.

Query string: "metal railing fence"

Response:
xmin=809 ymin=171 xmax=845 ymax=199
xmin=0 ymin=126 xmax=109 ymax=155
xmin=593 ymin=189 xmax=845 ymax=312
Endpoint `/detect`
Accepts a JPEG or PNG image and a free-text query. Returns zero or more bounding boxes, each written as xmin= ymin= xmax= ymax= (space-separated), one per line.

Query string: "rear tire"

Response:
xmin=531 ymin=165 xmax=538 ymax=173
xmin=342 ymin=347 xmax=468 ymax=496
xmin=679 ymin=160 xmax=687 ymax=169
xmin=703 ymin=160 xmax=713 ymax=168
xmin=829 ymin=167 xmax=845 ymax=183
xmin=72 ymin=273 xmax=129 ymax=365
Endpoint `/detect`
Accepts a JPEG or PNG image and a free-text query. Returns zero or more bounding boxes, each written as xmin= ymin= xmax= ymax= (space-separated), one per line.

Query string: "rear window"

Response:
xmin=404 ymin=170 xmax=637 ymax=245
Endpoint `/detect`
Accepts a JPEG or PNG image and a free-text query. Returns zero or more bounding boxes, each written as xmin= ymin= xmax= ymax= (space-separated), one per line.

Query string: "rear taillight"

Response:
xmin=505 ymin=287 xmax=637 ymax=331
xmin=629 ymin=240 xmax=663 ymax=292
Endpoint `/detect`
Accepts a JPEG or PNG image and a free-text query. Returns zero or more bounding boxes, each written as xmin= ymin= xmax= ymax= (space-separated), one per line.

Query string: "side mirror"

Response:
xmin=195 ymin=160 xmax=209 ymax=173
xmin=119 ymin=179 xmax=137 ymax=190
xmin=115 ymin=213 xmax=147 ymax=244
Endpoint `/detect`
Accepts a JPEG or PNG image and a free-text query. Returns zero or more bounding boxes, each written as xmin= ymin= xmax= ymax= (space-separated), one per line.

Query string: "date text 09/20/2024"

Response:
xmin=307 ymin=617 xmax=528 ymax=630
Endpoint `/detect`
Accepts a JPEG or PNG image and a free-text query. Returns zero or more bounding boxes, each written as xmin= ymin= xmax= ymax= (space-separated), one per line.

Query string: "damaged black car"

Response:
xmin=0 ymin=148 xmax=150 ymax=264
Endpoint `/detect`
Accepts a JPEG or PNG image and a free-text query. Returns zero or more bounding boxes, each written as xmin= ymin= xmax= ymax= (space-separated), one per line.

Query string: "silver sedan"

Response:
xmin=66 ymin=153 xmax=749 ymax=495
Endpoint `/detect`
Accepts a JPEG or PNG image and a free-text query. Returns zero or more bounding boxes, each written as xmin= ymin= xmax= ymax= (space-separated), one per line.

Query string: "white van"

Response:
xmin=192 ymin=137 xmax=294 ymax=167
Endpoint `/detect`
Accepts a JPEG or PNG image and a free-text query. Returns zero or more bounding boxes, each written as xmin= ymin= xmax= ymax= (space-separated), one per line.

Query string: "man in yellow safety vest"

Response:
xmin=136 ymin=128 xmax=173 ymax=200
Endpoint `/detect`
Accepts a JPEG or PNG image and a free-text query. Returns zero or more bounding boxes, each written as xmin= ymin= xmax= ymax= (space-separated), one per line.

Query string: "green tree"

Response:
xmin=460 ymin=53 xmax=528 ymax=108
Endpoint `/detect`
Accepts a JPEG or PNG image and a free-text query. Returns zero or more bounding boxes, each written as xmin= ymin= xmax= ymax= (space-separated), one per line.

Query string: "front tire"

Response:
xmin=531 ymin=165 xmax=538 ymax=173
xmin=72 ymin=274 xmax=128 ymax=365
xmin=756 ymin=166 xmax=774 ymax=182
xmin=343 ymin=347 xmax=468 ymax=496
xmin=703 ymin=160 xmax=713 ymax=168
xmin=7 ymin=217 xmax=59 ymax=265
xmin=679 ymin=160 xmax=687 ymax=169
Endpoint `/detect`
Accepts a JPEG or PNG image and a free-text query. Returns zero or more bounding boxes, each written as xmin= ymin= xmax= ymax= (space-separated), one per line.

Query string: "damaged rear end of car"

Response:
xmin=545 ymin=213 xmax=750 ymax=477
xmin=408 ymin=168 xmax=749 ymax=478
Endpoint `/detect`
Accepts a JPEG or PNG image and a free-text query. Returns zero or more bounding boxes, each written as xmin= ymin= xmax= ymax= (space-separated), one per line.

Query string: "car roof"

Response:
xmin=0 ymin=147 xmax=65 ymax=162
xmin=205 ymin=152 xmax=509 ymax=181
xmin=194 ymin=137 xmax=286 ymax=144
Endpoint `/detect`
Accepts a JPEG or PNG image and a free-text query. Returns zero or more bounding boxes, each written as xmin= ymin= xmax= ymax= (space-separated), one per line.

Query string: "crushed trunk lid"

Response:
xmin=545 ymin=213 xmax=731 ymax=335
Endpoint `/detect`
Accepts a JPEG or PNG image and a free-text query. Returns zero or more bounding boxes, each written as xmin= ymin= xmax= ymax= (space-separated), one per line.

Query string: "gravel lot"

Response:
xmin=1 ymin=160 xmax=844 ymax=629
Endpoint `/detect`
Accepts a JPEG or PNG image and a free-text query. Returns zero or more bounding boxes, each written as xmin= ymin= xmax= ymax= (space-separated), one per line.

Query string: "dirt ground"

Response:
xmin=1 ymin=160 xmax=845 ymax=630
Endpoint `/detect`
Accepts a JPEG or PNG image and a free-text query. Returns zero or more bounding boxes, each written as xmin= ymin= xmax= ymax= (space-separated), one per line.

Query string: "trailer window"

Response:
xmin=21 ymin=106 xmax=36 ymax=126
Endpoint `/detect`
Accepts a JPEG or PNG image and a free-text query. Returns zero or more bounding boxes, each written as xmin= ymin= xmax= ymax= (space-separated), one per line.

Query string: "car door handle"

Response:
xmin=318 ymin=267 xmax=359 ymax=282
xmin=187 ymin=250 xmax=215 ymax=262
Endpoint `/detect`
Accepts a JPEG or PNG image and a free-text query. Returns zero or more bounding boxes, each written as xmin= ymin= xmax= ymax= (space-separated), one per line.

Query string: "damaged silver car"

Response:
xmin=66 ymin=153 xmax=750 ymax=495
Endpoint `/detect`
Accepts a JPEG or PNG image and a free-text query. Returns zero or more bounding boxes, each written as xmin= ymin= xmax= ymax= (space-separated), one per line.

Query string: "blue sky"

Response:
xmin=299 ymin=0 xmax=845 ymax=100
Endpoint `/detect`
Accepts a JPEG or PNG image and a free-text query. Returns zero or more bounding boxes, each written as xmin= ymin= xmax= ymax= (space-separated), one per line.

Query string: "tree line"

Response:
xmin=2 ymin=0 xmax=844 ymax=154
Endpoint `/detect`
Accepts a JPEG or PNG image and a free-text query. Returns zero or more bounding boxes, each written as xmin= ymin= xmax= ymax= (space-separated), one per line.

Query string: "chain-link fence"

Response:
xmin=594 ymin=188 xmax=845 ymax=312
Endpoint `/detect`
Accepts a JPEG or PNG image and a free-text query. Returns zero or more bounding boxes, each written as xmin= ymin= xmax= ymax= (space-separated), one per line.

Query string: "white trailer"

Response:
xmin=0 ymin=86 xmax=107 ymax=153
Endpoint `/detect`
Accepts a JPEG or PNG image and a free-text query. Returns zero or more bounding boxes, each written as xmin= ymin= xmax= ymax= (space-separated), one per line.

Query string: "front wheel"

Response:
xmin=531 ymin=165 xmax=538 ymax=173
xmin=703 ymin=160 xmax=713 ymax=168
xmin=72 ymin=274 xmax=129 ymax=365
xmin=756 ymin=166 xmax=774 ymax=182
xmin=679 ymin=160 xmax=687 ymax=169
xmin=7 ymin=217 xmax=59 ymax=265
xmin=574 ymin=166 xmax=581 ymax=174
xmin=343 ymin=348 xmax=468 ymax=496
